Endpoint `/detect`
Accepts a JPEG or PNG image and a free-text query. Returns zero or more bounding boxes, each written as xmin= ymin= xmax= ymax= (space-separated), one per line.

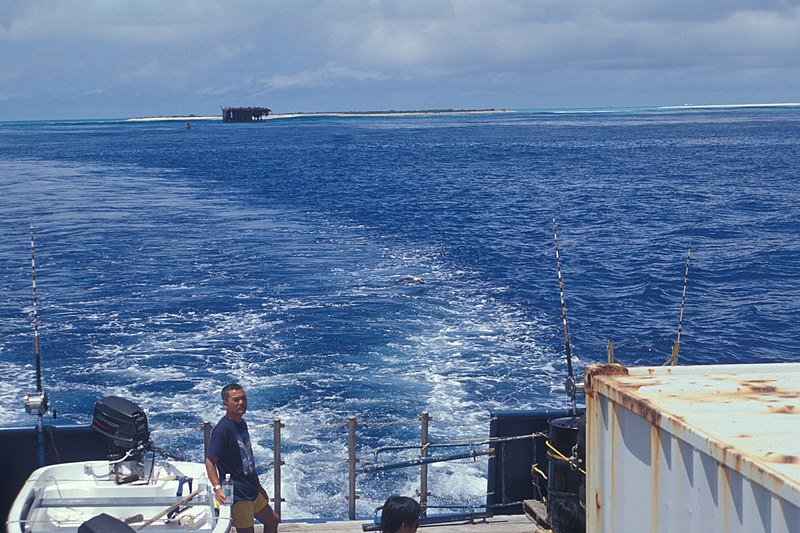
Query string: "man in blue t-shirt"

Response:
xmin=205 ymin=383 xmax=280 ymax=533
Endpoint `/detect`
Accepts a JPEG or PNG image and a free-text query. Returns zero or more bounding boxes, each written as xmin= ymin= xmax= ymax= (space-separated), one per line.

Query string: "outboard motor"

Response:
xmin=91 ymin=396 xmax=151 ymax=459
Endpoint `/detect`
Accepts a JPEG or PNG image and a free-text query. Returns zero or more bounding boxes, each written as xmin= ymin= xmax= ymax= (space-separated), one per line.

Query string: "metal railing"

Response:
xmin=199 ymin=410 xmax=513 ymax=520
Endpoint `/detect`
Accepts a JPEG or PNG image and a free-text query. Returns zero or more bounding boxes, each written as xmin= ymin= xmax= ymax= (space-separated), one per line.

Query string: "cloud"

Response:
xmin=2 ymin=1 xmax=211 ymax=41
xmin=317 ymin=1 xmax=800 ymax=75
xmin=2 ymin=0 xmax=800 ymax=119
xmin=120 ymin=61 xmax=163 ymax=82
xmin=0 ymin=91 xmax=23 ymax=102
xmin=602 ymin=0 xmax=800 ymax=23
xmin=262 ymin=63 xmax=389 ymax=90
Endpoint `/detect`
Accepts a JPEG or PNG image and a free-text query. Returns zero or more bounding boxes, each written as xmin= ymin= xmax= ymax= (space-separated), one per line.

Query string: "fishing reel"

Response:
xmin=564 ymin=376 xmax=584 ymax=401
xmin=24 ymin=391 xmax=49 ymax=416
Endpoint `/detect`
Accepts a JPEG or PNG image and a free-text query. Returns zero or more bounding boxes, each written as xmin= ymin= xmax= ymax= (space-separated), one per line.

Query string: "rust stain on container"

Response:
xmin=766 ymin=404 xmax=798 ymax=414
xmin=587 ymin=362 xmax=800 ymax=533
xmin=618 ymin=392 xmax=663 ymax=426
xmin=765 ymin=452 xmax=799 ymax=464
xmin=717 ymin=442 xmax=746 ymax=473
xmin=741 ymin=380 xmax=779 ymax=394
xmin=585 ymin=364 xmax=629 ymax=395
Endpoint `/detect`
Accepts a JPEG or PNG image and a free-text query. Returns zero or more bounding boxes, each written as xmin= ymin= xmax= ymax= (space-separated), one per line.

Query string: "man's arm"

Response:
xmin=205 ymin=456 xmax=226 ymax=504
xmin=257 ymin=480 xmax=270 ymax=500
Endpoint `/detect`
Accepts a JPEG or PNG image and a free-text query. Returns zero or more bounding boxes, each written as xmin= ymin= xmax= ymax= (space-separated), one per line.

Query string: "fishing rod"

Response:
xmin=25 ymin=224 xmax=50 ymax=467
xmin=30 ymin=224 xmax=43 ymax=394
xmin=668 ymin=241 xmax=692 ymax=366
xmin=552 ymin=214 xmax=580 ymax=411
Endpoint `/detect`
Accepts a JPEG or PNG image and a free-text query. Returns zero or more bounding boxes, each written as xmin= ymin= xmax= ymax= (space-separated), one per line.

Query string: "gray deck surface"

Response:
xmin=257 ymin=514 xmax=538 ymax=532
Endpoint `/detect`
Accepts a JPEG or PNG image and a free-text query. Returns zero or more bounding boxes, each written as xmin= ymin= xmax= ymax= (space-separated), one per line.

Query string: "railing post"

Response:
xmin=203 ymin=421 xmax=212 ymax=458
xmin=420 ymin=411 xmax=430 ymax=516
xmin=272 ymin=418 xmax=284 ymax=517
xmin=347 ymin=416 xmax=358 ymax=520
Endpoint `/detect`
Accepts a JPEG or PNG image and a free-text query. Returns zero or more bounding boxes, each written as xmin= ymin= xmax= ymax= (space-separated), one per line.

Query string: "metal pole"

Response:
xmin=363 ymin=448 xmax=494 ymax=472
xmin=203 ymin=421 xmax=212 ymax=458
xmin=37 ymin=416 xmax=46 ymax=467
xmin=420 ymin=411 xmax=430 ymax=516
xmin=347 ymin=416 xmax=357 ymax=520
xmin=273 ymin=418 xmax=284 ymax=517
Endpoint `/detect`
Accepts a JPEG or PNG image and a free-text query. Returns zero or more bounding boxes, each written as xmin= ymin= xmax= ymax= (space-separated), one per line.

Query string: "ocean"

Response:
xmin=1 ymin=107 xmax=799 ymax=519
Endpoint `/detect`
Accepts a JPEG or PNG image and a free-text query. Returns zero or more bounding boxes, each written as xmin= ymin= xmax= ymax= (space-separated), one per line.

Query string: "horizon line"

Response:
xmin=2 ymin=102 xmax=800 ymax=124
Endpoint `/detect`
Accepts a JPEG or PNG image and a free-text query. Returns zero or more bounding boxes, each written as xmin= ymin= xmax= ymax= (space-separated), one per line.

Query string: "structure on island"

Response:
xmin=221 ymin=107 xmax=271 ymax=123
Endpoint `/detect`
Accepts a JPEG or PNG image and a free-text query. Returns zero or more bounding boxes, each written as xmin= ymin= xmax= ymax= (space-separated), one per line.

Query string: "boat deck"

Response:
xmin=259 ymin=514 xmax=542 ymax=532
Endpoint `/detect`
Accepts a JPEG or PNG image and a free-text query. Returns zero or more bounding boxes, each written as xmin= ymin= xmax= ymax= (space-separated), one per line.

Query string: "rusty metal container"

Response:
xmin=585 ymin=363 xmax=800 ymax=533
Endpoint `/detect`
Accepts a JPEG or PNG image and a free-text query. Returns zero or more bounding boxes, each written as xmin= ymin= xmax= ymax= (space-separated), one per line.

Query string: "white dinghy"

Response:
xmin=6 ymin=397 xmax=231 ymax=533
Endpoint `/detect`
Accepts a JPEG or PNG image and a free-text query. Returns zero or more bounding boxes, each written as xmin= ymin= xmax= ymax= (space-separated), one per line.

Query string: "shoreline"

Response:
xmin=126 ymin=109 xmax=514 ymax=122
xmin=125 ymin=102 xmax=800 ymax=123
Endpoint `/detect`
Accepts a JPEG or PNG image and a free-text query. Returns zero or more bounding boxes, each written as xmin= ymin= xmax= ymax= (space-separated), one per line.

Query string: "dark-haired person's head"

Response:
xmin=380 ymin=495 xmax=421 ymax=533
xmin=221 ymin=383 xmax=243 ymax=401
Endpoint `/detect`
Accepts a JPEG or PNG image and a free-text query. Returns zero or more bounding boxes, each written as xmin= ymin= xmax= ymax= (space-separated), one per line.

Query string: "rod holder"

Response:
xmin=347 ymin=416 xmax=358 ymax=520
xmin=272 ymin=418 xmax=285 ymax=517
xmin=420 ymin=411 xmax=430 ymax=516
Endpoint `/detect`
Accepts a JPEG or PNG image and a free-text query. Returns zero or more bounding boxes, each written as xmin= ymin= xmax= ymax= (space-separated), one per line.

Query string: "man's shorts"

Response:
xmin=231 ymin=492 xmax=269 ymax=529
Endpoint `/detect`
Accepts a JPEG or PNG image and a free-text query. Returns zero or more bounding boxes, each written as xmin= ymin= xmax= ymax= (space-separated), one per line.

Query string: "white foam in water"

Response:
xmin=0 ymin=157 xmax=568 ymax=521
xmin=0 ymin=362 xmax=39 ymax=426
xmin=3 ymin=109 xmax=800 ymax=521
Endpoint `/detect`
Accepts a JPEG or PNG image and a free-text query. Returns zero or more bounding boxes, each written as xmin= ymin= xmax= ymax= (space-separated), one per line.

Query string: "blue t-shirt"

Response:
xmin=206 ymin=416 xmax=260 ymax=502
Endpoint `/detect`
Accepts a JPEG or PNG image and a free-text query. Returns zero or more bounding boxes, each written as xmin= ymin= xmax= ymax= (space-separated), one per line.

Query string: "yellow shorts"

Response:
xmin=231 ymin=492 xmax=268 ymax=529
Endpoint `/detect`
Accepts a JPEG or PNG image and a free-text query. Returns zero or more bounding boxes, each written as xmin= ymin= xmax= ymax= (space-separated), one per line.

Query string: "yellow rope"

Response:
xmin=545 ymin=440 xmax=586 ymax=476
xmin=531 ymin=463 xmax=548 ymax=481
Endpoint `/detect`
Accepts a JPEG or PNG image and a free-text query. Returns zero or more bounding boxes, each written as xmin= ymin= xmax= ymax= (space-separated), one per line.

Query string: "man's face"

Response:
xmin=224 ymin=388 xmax=247 ymax=417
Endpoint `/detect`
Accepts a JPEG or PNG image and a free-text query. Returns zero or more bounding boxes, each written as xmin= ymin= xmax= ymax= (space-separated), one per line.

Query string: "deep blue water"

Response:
xmin=1 ymin=108 xmax=799 ymax=518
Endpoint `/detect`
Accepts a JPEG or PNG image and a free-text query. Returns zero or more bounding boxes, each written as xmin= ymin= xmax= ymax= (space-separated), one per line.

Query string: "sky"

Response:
xmin=1 ymin=0 xmax=799 ymax=120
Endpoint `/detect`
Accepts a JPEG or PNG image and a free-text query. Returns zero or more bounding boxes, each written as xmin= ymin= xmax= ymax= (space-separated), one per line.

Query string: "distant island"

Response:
xmin=126 ymin=109 xmax=513 ymax=122
xmin=126 ymin=103 xmax=800 ymax=122
xmin=270 ymin=108 xmax=511 ymax=118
